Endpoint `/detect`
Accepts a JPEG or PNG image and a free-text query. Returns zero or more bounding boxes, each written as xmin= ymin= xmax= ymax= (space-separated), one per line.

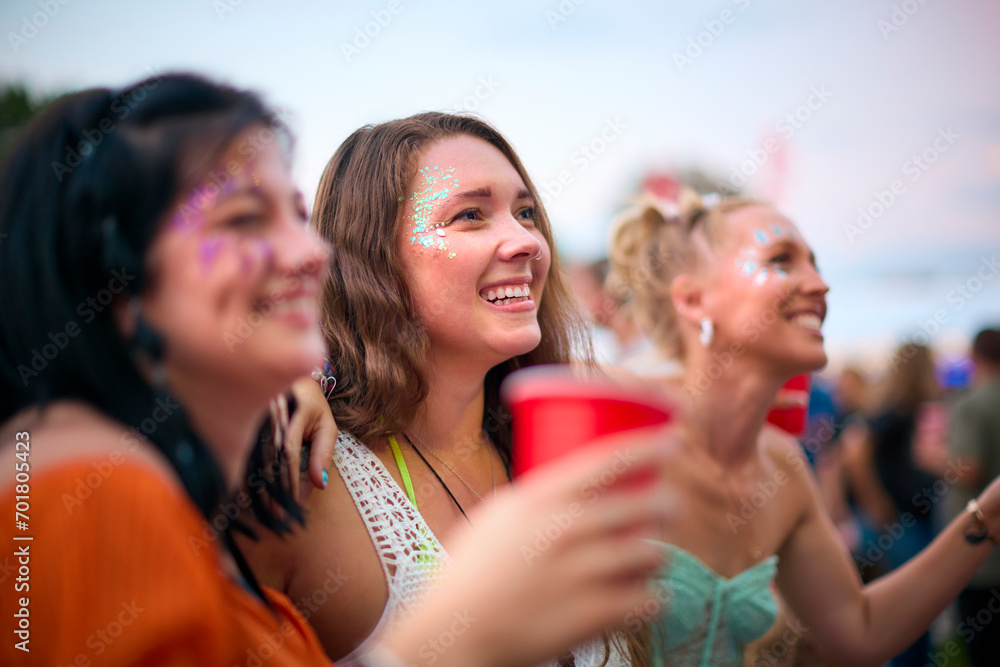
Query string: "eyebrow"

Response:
xmin=450 ymin=187 xmax=534 ymax=202
xmin=764 ymin=237 xmax=818 ymax=266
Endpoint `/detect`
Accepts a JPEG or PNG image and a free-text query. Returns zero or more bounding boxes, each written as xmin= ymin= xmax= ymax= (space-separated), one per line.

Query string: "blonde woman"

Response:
xmin=608 ymin=191 xmax=1000 ymax=666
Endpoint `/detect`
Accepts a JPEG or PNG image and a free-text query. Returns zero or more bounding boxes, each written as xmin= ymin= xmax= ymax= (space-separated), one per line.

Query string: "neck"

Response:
xmin=682 ymin=350 xmax=787 ymax=468
xmin=167 ymin=369 xmax=269 ymax=491
xmin=411 ymin=349 xmax=490 ymax=455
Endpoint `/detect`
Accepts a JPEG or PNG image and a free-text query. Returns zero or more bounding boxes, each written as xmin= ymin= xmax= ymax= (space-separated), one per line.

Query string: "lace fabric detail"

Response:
xmin=333 ymin=431 xmax=628 ymax=667
xmin=333 ymin=431 xmax=451 ymax=664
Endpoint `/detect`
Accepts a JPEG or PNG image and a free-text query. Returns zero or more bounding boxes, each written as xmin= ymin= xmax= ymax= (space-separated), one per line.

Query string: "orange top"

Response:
xmin=0 ymin=460 xmax=332 ymax=666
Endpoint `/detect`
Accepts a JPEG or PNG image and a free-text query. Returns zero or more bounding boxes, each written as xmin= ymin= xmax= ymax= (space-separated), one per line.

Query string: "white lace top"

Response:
xmin=332 ymin=431 xmax=629 ymax=667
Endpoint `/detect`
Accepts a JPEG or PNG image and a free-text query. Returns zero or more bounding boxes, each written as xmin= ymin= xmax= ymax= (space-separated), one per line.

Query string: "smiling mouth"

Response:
xmin=480 ymin=284 xmax=532 ymax=307
xmin=788 ymin=312 xmax=823 ymax=332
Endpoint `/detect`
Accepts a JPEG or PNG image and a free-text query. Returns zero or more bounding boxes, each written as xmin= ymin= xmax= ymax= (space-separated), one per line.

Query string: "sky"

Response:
xmin=2 ymin=0 xmax=998 ymax=370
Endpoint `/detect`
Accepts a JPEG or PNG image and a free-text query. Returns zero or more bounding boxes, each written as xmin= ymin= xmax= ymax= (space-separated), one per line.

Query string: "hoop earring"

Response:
xmin=699 ymin=317 xmax=714 ymax=348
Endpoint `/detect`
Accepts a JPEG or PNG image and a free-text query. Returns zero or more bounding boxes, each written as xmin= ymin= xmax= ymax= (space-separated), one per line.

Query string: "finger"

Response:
xmin=306 ymin=408 xmax=338 ymax=491
xmin=519 ymin=429 xmax=673 ymax=505
xmin=564 ymin=489 xmax=674 ymax=545
xmin=285 ymin=404 xmax=306 ymax=500
xmin=520 ymin=549 xmax=667 ymax=653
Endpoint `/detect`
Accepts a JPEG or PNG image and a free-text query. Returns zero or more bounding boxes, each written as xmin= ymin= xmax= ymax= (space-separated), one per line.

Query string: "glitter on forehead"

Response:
xmin=754 ymin=229 xmax=768 ymax=245
xmin=408 ymin=166 xmax=459 ymax=256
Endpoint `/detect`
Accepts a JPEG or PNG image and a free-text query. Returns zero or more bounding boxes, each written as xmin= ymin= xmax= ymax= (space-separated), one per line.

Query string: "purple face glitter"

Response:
xmin=199 ymin=237 xmax=225 ymax=274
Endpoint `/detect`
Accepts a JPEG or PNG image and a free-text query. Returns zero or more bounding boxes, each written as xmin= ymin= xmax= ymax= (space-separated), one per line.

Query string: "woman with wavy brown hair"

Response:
xmin=240 ymin=113 xmax=649 ymax=666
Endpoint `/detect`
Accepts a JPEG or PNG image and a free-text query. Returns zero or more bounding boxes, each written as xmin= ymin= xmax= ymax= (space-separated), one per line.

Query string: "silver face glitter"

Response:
xmin=735 ymin=226 xmax=791 ymax=286
xmin=408 ymin=166 xmax=459 ymax=258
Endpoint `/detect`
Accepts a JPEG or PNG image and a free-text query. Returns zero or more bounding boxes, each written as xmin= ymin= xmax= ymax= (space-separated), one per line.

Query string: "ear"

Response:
xmin=670 ymin=274 xmax=705 ymax=327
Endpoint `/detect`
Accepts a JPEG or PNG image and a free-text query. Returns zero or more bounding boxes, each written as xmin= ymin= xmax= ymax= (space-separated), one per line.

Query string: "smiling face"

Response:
xmin=397 ymin=134 xmax=550 ymax=368
xmin=700 ymin=205 xmax=829 ymax=374
xmin=141 ymin=125 xmax=330 ymax=400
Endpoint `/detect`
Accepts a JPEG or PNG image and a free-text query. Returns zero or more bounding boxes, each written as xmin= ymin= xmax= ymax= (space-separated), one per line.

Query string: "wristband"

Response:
xmin=964 ymin=498 xmax=1000 ymax=546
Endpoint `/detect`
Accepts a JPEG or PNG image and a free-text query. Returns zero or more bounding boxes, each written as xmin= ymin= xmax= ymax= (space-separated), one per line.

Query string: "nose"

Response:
xmin=800 ymin=261 xmax=829 ymax=298
xmin=496 ymin=213 xmax=544 ymax=263
xmin=272 ymin=213 xmax=332 ymax=282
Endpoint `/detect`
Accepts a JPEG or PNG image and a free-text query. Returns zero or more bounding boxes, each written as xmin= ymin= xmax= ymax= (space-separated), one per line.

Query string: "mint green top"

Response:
xmin=651 ymin=543 xmax=779 ymax=667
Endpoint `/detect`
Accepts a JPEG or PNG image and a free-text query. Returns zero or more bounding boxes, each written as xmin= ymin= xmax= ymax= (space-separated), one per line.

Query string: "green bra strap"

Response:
xmin=387 ymin=434 xmax=418 ymax=509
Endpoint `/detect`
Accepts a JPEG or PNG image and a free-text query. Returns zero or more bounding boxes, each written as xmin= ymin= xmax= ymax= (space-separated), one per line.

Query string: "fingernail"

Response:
xmin=322 ymin=468 xmax=329 ymax=489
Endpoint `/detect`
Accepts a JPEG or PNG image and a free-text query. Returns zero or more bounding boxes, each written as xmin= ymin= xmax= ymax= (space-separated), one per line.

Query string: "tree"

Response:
xmin=0 ymin=83 xmax=58 ymax=161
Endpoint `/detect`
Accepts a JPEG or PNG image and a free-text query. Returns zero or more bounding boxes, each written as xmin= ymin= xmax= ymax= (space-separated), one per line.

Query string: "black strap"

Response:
xmin=402 ymin=433 xmax=470 ymax=524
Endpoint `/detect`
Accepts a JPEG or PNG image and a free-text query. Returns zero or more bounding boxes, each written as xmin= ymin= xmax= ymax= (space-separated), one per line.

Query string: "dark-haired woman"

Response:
xmin=0 ymin=73 xmax=670 ymax=667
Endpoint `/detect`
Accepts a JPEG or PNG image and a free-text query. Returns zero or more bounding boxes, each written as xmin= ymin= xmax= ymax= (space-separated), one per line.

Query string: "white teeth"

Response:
xmin=481 ymin=284 xmax=532 ymax=303
xmin=271 ymin=296 xmax=312 ymax=314
xmin=790 ymin=313 xmax=822 ymax=330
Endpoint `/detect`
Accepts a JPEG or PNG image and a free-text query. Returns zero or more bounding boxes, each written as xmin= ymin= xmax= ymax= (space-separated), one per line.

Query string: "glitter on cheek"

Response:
xmin=199 ymin=237 xmax=225 ymax=274
xmin=408 ymin=166 xmax=459 ymax=257
xmin=735 ymin=247 xmax=775 ymax=286
xmin=754 ymin=229 xmax=768 ymax=245
xmin=235 ymin=237 xmax=276 ymax=276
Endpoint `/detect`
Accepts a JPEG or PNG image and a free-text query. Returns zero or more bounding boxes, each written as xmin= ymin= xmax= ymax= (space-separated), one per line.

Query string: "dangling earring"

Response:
xmin=532 ymin=250 xmax=543 ymax=261
xmin=699 ymin=317 xmax=714 ymax=348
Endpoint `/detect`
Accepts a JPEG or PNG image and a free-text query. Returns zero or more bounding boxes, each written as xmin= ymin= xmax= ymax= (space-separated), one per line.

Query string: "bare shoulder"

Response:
xmin=759 ymin=424 xmax=811 ymax=476
xmin=240 ymin=432 xmax=385 ymax=592
xmin=758 ymin=424 xmax=818 ymax=514
xmin=243 ymin=433 xmax=391 ymax=660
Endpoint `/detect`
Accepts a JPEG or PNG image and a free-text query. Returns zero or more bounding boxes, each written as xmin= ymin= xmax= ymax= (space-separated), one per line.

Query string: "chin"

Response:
xmin=789 ymin=348 xmax=828 ymax=375
xmin=485 ymin=330 xmax=542 ymax=366
xmin=248 ymin=331 xmax=326 ymax=383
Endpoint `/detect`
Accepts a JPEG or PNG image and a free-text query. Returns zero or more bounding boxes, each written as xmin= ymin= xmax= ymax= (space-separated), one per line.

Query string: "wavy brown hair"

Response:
xmin=312 ymin=112 xmax=592 ymax=471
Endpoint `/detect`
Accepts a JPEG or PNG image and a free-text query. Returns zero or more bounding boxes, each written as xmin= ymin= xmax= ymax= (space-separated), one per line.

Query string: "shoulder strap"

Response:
xmin=387 ymin=434 xmax=418 ymax=508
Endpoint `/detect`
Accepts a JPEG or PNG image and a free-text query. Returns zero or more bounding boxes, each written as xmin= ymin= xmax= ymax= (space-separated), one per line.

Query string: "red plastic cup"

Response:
xmin=766 ymin=373 xmax=811 ymax=437
xmin=501 ymin=365 xmax=675 ymax=479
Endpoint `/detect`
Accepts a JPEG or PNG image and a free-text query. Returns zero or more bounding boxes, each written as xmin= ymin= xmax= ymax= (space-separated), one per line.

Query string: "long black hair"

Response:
xmin=0 ymin=72 xmax=300 ymax=599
